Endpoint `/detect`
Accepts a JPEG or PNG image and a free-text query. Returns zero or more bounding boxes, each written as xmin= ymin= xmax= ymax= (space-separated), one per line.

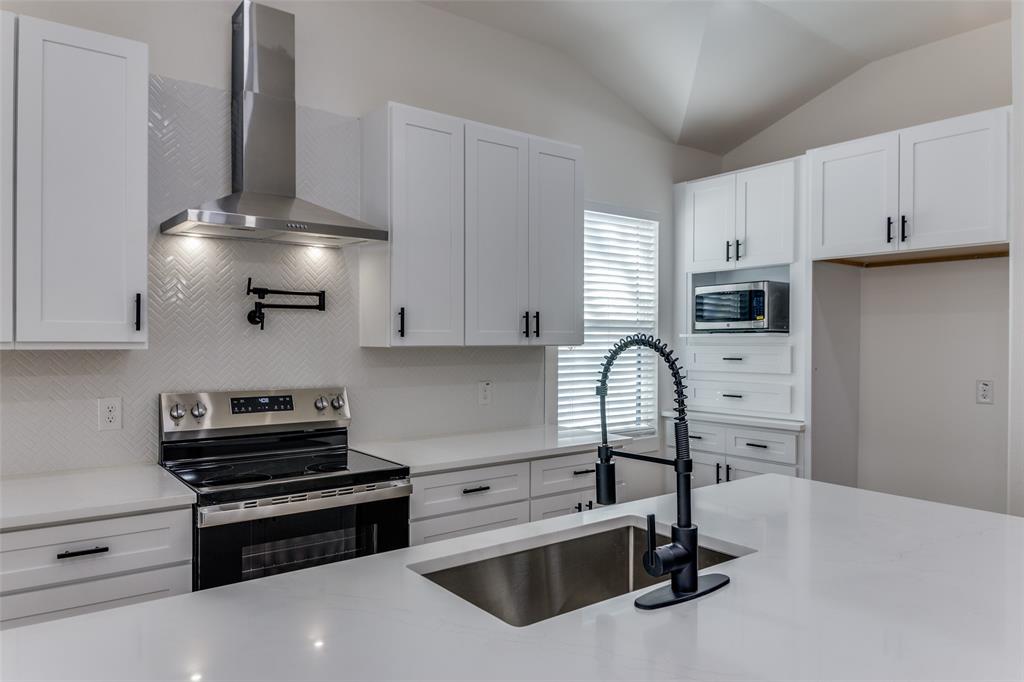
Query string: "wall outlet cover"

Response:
xmin=976 ymin=380 xmax=994 ymax=405
xmin=98 ymin=397 xmax=123 ymax=430
xmin=478 ymin=380 xmax=493 ymax=406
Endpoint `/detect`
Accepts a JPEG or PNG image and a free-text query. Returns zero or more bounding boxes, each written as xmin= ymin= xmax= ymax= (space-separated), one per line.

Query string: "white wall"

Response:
xmin=1010 ymin=3 xmax=1024 ymax=516
xmin=722 ymin=20 xmax=1012 ymax=171
xmin=857 ymin=259 xmax=1009 ymax=513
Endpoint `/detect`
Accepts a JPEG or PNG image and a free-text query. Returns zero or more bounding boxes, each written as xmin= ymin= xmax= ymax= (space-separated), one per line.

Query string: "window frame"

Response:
xmin=546 ymin=202 xmax=661 ymax=451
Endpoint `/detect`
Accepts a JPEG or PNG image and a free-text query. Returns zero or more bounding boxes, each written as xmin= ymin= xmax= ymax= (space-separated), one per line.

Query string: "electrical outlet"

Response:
xmin=976 ymin=380 xmax=994 ymax=405
xmin=97 ymin=397 xmax=122 ymax=431
xmin=477 ymin=380 xmax=493 ymax=406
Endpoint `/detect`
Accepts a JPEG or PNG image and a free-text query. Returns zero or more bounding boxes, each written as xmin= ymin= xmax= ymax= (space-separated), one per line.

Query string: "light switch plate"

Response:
xmin=98 ymin=397 xmax=122 ymax=430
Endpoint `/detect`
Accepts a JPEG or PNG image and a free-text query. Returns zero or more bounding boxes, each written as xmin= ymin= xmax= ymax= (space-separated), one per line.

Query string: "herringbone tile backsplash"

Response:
xmin=0 ymin=76 xmax=544 ymax=476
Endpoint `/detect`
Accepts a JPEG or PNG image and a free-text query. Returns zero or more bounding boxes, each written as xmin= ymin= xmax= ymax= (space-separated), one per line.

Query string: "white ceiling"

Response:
xmin=428 ymin=0 xmax=1010 ymax=153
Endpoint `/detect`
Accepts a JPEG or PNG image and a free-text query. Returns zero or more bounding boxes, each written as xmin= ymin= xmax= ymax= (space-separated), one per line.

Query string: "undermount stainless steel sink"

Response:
xmin=414 ymin=520 xmax=745 ymax=627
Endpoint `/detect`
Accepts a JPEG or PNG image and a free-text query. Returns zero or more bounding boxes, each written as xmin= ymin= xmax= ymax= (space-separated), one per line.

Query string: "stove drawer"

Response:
xmin=410 ymin=463 xmax=530 ymax=520
xmin=0 ymin=509 xmax=192 ymax=594
xmin=0 ymin=563 xmax=191 ymax=629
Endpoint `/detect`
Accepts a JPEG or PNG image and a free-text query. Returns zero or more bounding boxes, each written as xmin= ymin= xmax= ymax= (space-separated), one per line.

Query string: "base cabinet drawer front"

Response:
xmin=685 ymin=344 xmax=792 ymax=375
xmin=410 ymin=463 xmax=530 ymax=520
xmin=725 ymin=457 xmax=796 ymax=481
xmin=682 ymin=421 xmax=727 ymax=455
xmin=685 ymin=380 xmax=792 ymax=416
xmin=410 ymin=501 xmax=530 ymax=545
xmin=691 ymin=452 xmax=726 ymax=488
xmin=724 ymin=427 xmax=797 ymax=465
xmin=529 ymin=452 xmax=600 ymax=497
xmin=0 ymin=563 xmax=190 ymax=629
xmin=0 ymin=509 xmax=192 ymax=593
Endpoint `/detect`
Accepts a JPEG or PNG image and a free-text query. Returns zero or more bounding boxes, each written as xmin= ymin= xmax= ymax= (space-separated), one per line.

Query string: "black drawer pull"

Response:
xmin=900 ymin=215 xmax=908 ymax=242
xmin=133 ymin=293 xmax=142 ymax=331
xmin=725 ymin=240 xmax=731 ymax=262
xmin=574 ymin=502 xmax=583 ymax=513
xmin=745 ymin=442 xmax=769 ymax=449
xmin=522 ymin=311 xmax=530 ymax=337
xmin=688 ymin=434 xmax=703 ymax=440
xmin=398 ymin=307 xmax=406 ymax=338
xmin=586 ymin=500 xmax=594 ymax=510
xmin=572 ymin=468 xmax=596 ymax=476
xmin=725 ymin=464 xmax=732 ymax=482
xmin=533 ymin=311 xmax=540 ymax=338
xmin=57 ymin=546 xmax=109 ymax=560
xmin=722 ymin=393 xmax=744 ymax=399
xmin=721 ymin=357 xmax=744 ymax=361
xmin=735 ymin=238 xmax=742 ymax=261
xmin=462 ymin=485 xmax=490 ymax=495
xmin=886 ymin=217 xmax=894 ymax=243
xmin=715 ymin=462 xmax=722 ymax=484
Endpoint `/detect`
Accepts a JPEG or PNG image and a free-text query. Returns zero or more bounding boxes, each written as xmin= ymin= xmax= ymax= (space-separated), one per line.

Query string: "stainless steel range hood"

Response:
xmin=160 ymin=1 xmax=387 ymax=248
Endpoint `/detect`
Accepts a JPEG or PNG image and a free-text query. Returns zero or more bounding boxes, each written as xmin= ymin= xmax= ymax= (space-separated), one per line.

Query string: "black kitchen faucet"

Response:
xmin=594 ymin=334 xmax=730 ymax=609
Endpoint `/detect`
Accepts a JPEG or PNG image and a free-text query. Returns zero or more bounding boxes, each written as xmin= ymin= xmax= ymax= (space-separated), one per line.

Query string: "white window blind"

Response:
xmin=558 ymin=210 xmax=658 ymax=435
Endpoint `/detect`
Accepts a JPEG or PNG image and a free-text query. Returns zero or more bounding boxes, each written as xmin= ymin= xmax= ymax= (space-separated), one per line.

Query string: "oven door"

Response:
xmin=693 ymin=284 xmax=767 ymax=332
xmin=194 ymin=494 xmax=409 ymax=590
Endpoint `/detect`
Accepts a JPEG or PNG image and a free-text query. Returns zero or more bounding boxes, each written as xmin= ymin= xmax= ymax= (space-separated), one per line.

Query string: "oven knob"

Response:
xmin=169 ymin=403 xmax=186 ymax=421
xmin=190 ymin=401 xmax=207 ymax=419
xmin=314 ymin=396 xmax=327 ymax=411
xmin=330 ymin=395 xmax=344 ymax=410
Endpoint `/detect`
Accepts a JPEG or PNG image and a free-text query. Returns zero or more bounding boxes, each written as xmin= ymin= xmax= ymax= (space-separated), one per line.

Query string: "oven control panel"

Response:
xmin=159 ymin=387 xmax=350 ymax=440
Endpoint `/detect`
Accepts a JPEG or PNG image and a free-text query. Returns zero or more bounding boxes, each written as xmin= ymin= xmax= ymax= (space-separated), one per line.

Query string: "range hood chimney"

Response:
xmin=160 ymin=1 xmax=387 ymax=247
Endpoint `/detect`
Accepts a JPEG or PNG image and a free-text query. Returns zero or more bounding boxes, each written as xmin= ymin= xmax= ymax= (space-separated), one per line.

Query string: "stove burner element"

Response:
xmin=305 ymin=461 xmax=349 ymax=473
xmin=202 ymin=473 xmax=273 ymax=487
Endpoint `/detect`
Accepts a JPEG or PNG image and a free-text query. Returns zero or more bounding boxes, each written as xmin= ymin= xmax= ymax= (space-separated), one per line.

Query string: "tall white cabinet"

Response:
xmin=809 ymin=107 xmax=1009 ymax=260
xmin=361 ymin=102 xmax=583 ymax=347
xmin=7 ymin=16 xmax=148 ymax=348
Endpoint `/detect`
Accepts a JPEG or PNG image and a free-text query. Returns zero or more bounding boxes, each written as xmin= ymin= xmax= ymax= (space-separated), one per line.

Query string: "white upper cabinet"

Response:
xmin=15 ymin=16 xmax=148 ymax=347
xmin=528 ymin=137 xmax=583 ymax=346
xmin=361 ymin=103 xmax=465 ymax=346
xmin=809 ymin=108 xmax=1009 ymax=261
xmin=898 ymin=108 xmax=1009 ymax=251
xmin=683 ymin=174 xmax=735 ymax=272
xmin=681 ymin=159 xmax=796 ymax=273
xmin=465 ymin=123 xmax=530 ymax=346
xmin=735 ymin=160 xmax=796 ymax=268
xmin=809 ymin=132 xmax=899 ymax=260
xmin=362 ymin=103 xmax=583 ymax=347
xmin=0 ymin=12 xmax=14 ymax=347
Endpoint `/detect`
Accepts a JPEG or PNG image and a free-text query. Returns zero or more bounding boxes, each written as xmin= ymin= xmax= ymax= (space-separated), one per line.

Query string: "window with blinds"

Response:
xmin=557 ymin=210 xmax=658 ymax=436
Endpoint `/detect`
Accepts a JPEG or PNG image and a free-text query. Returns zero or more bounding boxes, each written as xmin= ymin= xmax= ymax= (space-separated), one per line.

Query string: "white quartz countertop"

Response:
xmin=353 ymin=425 xmax=631 ymax=475
xmin=663 ymin=409 xmax=806 ymax=432
xmin=4 ymin=475 xmax=1022 ymax=681
xmin=0 ymin=464 xmax=195 ymax=530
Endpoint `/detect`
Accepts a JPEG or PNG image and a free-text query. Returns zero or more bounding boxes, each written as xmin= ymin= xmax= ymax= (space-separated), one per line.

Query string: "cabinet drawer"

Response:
xmin=682 ymin=421 xmax=727 ymax=454
xmin=530 ymin=452 xmax=600 ymax=497
xmin=0 ymin=509 xmax=192 ymax=593
xmin=725 ymin=427 xmax=797 ymax=465
xmin=726 ymin=457 xmax=796 ymax=481
xmin=1 ymin=563 xmax=190 ymax=629
xmin=685 ymin=380 xmax=791 ymax=415
xmin=685 ymin=344 xmax=792 ymax=375
xmin=530 ymin=491 xmax=586 ymax=522
xmin=410 ymin=501 xmax=530 ymax=545
xmin=410 ymin=462 xmax=530 ymax=520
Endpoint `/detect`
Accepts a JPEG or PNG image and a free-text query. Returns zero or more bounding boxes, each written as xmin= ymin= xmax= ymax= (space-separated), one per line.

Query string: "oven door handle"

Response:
xmin=196 ymin=480 xmax=412 ymax=528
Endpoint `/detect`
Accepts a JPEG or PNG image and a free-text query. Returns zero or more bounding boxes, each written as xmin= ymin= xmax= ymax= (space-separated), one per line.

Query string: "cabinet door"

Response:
xmin=389 ymin=105 xmax=464 ymax=346
xmin=808 ymin=132 xmax=899 ymax=260
xmin=735 ymin=160 xmax=795 ymax=268
xmin=465 ymin=123 xmax=530 ymax=345
xmin=724 ymin=456 xmax=795 ymax=482
xmin=898 ymin=108 xmax=1009 ymax=251
xmin=692 ymin=452 xmax=725 ymax=488
xmin=0 ymin=12 xmax=13 ymax=346
xmin=15 ymin=17 xmax=148 ymax=345
xmin=529 ymin=137 xmax=583 ymax=346
xmin=683 ymin=174 xmax=735 ymax=272
xmin=529 ymin=491 xmax=583 ymax=522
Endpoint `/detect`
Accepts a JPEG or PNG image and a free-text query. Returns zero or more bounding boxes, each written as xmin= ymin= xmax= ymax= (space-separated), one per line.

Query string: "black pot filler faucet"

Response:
xmin=594 ymin=334 xmax=730 ymax=609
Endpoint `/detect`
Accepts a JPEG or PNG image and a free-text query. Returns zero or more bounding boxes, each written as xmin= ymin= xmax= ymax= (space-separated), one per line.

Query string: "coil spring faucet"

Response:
xmin=595 ymin=334 xmax=730 ymax=609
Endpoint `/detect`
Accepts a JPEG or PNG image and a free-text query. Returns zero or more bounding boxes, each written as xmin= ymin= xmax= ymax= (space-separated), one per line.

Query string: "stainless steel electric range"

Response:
xmin=159 ymin=387 xmax=411 ymax=591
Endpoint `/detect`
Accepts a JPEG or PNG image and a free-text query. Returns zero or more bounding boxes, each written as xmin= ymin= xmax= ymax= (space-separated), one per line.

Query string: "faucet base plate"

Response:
xmin=634 ymin=572 xmax=730 ymax=610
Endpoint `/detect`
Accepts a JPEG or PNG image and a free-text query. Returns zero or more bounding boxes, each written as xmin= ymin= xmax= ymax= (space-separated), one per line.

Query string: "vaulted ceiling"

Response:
xmin=428 ymin=0 xmax=1010 ymax=153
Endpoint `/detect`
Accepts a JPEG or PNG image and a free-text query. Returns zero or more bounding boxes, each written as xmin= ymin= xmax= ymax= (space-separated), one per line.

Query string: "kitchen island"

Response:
xmin=3 ymin=474 xmax=1022 ymax=681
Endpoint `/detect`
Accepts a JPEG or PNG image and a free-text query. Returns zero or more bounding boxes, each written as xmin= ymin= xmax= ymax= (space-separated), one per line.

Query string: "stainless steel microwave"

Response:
xmin=693 ymin=281 xmax=789 ymax=333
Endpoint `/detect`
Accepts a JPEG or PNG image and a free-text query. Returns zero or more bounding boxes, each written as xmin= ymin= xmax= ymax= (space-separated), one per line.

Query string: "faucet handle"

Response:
xmin=645 ymin=513 xmax=657 ymax=564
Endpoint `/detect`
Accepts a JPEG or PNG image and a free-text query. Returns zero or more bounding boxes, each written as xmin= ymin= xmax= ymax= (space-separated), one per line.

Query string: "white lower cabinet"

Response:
xmin=670 ymin=418 xmax=800 ymax=488
xmin=410 ymin=501 xmax=530 ymax=545
xmin=692 ymin=452 xmax=726 ymax=488
xmin=529 ymin=489 xmax=597 ymax=522
xmin=0 ymin=508 xmax=192 ymax=628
